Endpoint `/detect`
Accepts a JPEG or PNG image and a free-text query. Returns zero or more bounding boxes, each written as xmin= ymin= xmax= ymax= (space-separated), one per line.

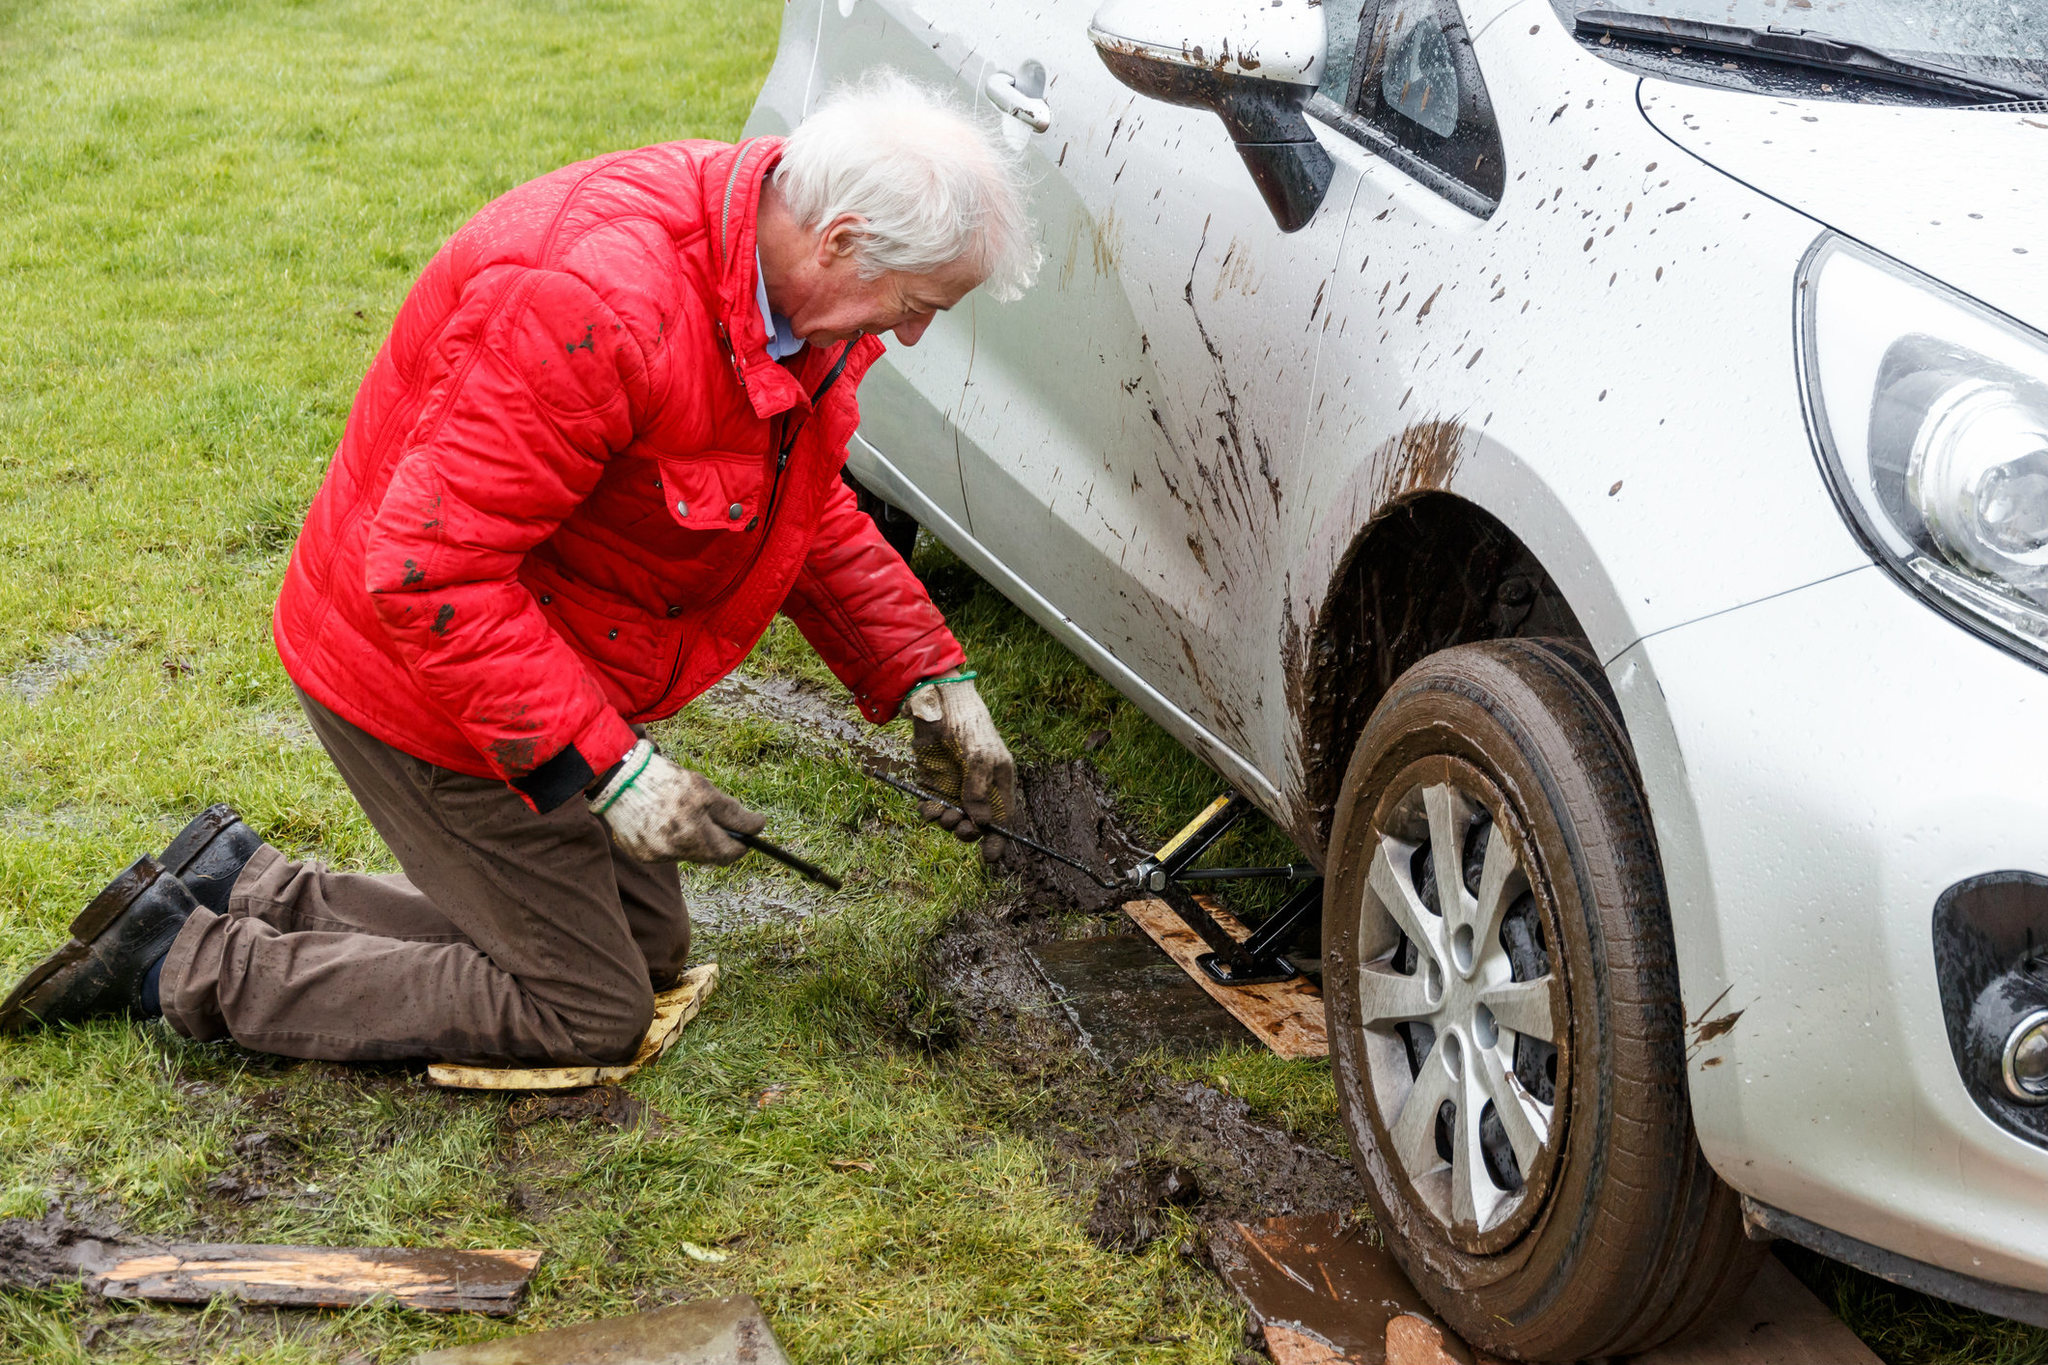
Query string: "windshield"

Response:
xmin=1571 ymin=0 xmax=2048 ymax=93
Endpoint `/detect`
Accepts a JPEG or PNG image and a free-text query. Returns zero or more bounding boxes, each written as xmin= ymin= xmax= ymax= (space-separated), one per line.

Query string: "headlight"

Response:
xmin=1799 ymin=233 xmax=2048 ymax=668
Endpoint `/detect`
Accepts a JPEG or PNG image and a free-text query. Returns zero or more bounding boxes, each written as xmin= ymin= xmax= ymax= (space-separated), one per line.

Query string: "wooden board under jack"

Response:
xmin=1123 ymin=899 xmax=1327 ymax=1059
xmin=410 ymin=1293 xmax=790 ymax=1364
xmin=1212 ymin=1213 xmax=1884 ymax=1365
xmin=93 ymin=1244 xmax=541 ymax=1315
xmin=428 ymin=963 xmax=717 ymax=1091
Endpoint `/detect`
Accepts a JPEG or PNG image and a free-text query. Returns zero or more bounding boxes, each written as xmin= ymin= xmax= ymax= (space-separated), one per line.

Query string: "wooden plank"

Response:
xmin=1124 ymin=900 xmax=1327 ymax=1059
xmin=1264 ymin=1323 xmax=1353 ymax=1365
xmin=92 ymin=1244 xmax=542 ymax=1315
xmin=1626 ymin=1257 xmax=1883 ymax=1365
xmin=429 ymin=963 xmax=717 ymax=1091
xmin=1218 ymin=1213 xmax=1879 ymax=1365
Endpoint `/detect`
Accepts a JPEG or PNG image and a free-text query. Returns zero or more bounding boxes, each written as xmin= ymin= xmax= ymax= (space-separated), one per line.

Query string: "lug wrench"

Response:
xmin=722 ymin=828 xmax=843 ymax=891
xmin=869 ymin=772 xmax=1123 ymax=890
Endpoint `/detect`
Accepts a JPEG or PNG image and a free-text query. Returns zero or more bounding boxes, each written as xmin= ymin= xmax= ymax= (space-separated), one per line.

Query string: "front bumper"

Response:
xmin=1611 ymin=564 xmax=2048 ymax=1296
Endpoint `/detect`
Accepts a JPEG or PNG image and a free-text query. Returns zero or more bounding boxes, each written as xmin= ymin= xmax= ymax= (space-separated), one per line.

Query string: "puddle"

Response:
xmin=1026 ymin=933 xmax=1255 ymax=1065
xmin=246 ymin=708 xmax=316 ymax=748
xmin=688 ymin=882 xmax=831 ymax=935
xmin=4 ymin=630 xmax=120 ymax=704
xmin=413 ymin=1294 xmax=789 ymax=1364
xmin=1212 ymin=1214 xmax=1470 ymax=1365
xmin=0 ymin=805 xmax=101 ymax=838
xmin=698 ymin=670 xmax=908 ymax=775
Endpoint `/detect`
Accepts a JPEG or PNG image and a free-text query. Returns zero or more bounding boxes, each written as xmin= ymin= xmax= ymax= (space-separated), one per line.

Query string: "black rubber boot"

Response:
xmin=0 ymin=858 xmax=197 ymax=1032
xmin=159 ymin=803 xmax=263 ymax=916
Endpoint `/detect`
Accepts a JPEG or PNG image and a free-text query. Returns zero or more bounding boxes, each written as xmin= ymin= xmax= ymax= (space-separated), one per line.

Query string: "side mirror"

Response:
xmin=1088 ymin=0 xmax=1333 ymax=233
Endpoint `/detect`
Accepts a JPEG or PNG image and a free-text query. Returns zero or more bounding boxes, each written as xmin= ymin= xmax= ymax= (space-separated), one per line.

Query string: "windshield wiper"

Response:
xmin=1574 ymin=9 xmax=2048 ymax=104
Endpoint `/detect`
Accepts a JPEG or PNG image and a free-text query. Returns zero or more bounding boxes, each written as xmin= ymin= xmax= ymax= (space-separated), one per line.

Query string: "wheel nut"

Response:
xmin=2003 ymin=1010 xmax=2048 ymax=1103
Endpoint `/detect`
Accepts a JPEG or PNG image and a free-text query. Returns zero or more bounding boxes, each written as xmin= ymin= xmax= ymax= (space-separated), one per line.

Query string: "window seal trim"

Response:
xmin=1307 ymin=92 xmax=1499 ymax=219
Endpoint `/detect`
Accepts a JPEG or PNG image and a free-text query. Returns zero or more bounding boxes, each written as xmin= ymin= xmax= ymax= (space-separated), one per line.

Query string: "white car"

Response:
xmin=749 ymin=0 xmax=2048 ymax=1356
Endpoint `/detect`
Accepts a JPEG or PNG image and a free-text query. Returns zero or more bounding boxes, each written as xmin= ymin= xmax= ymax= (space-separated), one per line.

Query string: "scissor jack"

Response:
xmin=1130 ymin=793 xmax=1322 ymax=987
xmin=873 ymin=773 xmax=1320 ymax=990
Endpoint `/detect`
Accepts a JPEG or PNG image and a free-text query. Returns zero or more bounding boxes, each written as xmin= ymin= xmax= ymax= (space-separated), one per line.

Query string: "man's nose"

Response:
xmin=892 ymin=314 xmax=935 ymax=346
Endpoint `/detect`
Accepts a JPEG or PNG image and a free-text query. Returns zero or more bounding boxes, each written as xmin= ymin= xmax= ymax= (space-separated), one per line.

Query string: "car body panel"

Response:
xmin=1616 ymin=564 xmax=2048 ymax=1293
xmin=749 ymin=0 xmax=2048 ymax=1302
xmin=1637 ymin=82 xmax=2048 ymax=336
xmin=943 ymin=2 xmax=1366 ymax=774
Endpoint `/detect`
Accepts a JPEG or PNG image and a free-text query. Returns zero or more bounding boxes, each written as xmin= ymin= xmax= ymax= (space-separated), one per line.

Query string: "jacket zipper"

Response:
xmin=652 ymin=340 xmax=859 ymax=710
xmin=713 ymin=146 xmax=754 ymax=393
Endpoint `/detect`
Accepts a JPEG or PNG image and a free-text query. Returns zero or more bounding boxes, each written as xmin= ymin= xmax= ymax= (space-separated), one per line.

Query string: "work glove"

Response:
xmin=907 ymin=676 xmax=1016 ymax=862
xmin=589 ymin=739 xmax=767 ymax=865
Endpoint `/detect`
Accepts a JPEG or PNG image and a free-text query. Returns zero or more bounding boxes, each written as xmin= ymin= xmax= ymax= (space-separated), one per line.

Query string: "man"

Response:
xmin=0 ymin=73 xmax=1038 ymax=1066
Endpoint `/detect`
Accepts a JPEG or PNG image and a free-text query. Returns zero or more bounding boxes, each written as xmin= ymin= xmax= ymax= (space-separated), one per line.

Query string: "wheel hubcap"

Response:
xmin=1355 ymin=765 xmax=1566 ymax=1251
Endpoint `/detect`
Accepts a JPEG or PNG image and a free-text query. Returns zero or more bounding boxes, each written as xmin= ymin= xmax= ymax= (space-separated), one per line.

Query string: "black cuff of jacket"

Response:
xmin=512 ymin=743 xmax=598 ymax=813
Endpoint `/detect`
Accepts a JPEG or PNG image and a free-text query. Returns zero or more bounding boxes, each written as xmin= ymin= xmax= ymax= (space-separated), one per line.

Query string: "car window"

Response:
xmin=1319 ymin=1 xmax=1369 ymax=106
xmin=1313 ymin=0 xmax=1507 ymax=217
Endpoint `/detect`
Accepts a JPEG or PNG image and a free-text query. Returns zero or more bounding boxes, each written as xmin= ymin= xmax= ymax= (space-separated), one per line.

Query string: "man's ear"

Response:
xmin=816 ymin=214 xmax=865 ymax=268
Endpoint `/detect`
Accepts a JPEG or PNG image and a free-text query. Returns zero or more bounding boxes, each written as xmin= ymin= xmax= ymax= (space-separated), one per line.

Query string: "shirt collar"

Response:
xmin=754 ymin=250 xmax=804 ymax=360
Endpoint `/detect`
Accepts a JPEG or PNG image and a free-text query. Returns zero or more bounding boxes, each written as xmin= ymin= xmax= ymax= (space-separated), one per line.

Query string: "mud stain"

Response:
xmin=0 ymin=1207 xmax=127 ymax=1289
xmin=1091 ymin=208 xmax=1124 ymax=278
xmin=506 ymin=1085 xmax=659 ymax=1133
xmin=1370 ymin=419 xmax=1467 ymax=507
xmin=1179 ymin=220 xmax=1284 ymax=526
xmin=1087 ymin=1160 xmax=1200 ymax=1252
xmin=1694 ymin=1009 xmax=1743 ymax=1043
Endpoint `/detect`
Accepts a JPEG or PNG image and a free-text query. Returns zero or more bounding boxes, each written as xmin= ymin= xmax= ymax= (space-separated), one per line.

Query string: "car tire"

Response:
xmin=1323 ymin=638 xmax=1762 ymax=1361
xmin=844 ymin=471 xmax=920 ymax=564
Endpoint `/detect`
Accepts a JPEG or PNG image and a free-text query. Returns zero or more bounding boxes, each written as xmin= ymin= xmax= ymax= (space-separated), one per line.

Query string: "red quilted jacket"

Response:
xmin=274 ymin=138 xmax=966 ymax=809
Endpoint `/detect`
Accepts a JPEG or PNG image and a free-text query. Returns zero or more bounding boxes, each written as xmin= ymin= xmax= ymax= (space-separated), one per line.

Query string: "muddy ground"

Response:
xmin=0 ymin=676 xmax=1361 ymax=1357
xmin=933 ymin=759 xmax=1362 ymax=1253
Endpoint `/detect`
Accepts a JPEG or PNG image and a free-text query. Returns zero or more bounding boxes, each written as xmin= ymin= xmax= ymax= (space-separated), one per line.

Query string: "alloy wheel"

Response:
xmin=1354 ymin=756 xmax=1568 ymax=1253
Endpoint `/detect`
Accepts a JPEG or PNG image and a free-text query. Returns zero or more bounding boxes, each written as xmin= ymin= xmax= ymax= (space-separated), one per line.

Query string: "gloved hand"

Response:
xmin=907 ymin=676 xmax=1016 ymax=861
xmin=589 ymin=739 xmax=767 ymax=864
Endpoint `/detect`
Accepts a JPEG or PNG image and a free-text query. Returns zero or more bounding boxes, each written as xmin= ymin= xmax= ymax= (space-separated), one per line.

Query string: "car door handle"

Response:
xmin=985 ymin=70 xmax=1051 ymax=132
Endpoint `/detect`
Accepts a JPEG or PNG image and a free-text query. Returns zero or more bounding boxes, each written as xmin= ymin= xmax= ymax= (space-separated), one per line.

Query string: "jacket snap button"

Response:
xmin=608 ymin=628 xmax=619 ymax=640
xmin=653 ymin=477 xmax=662 ymax=489
xmin=676 ymin=500 xmax=689 ymax=517
xmin=539 ymin=594 xmax=552 ymax=605
xmin=667 ymin=605 xmax=683 ymax=618
xmin=727 ymin=502 xmax=744 ymax=520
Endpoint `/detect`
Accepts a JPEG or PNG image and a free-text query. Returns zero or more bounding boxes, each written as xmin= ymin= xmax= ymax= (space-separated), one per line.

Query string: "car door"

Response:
xmin=947 ymin=1 xmax=1366 ymax=773
xmin=1291 ymin=0 xmax=1515 ymax=535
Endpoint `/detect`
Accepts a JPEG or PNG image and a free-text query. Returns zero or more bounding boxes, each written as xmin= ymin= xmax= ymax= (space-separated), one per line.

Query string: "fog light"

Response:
xmin=2003 ymin=1010 xmax=2048 ymax=1103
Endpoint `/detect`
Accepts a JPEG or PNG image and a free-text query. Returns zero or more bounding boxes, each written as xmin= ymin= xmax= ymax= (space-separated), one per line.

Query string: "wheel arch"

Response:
xmin=1288 ymin=491 xmax=1600 ymax=852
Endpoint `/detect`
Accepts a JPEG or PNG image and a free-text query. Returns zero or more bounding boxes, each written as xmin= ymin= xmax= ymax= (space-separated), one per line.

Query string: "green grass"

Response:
xmin=0 ymin=3 xmax=1292 ymax=1359
xmin=0 ymin=2 xmax=2037 ymax=1363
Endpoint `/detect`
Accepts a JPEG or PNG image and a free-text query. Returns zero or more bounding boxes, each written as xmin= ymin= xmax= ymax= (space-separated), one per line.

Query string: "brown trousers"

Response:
xmin=158 ymin=690 xmax=685 ymax=1066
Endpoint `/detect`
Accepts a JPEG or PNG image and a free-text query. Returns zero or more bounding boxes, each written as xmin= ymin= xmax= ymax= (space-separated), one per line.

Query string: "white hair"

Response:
xmin=776 ymin=69 xmax=1041 ymax=302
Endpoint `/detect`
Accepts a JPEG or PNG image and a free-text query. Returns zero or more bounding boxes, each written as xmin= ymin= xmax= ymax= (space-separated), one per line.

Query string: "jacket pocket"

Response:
xmin=657 ymin=451 xmax=769 ymax=533
xmin=525 ymin=570 xmax=672 ymax=716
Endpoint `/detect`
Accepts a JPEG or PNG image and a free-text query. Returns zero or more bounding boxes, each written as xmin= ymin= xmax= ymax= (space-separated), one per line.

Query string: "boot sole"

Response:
xmin=159 ymin=803 xmax=243 ymax=883
xmin=0 ymin=857 xmax=162 ymax=1032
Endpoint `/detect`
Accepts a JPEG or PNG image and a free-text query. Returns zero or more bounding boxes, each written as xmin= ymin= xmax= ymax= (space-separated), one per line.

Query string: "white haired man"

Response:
xmin=1 ymin=75 xmax=1039 ymax=1065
